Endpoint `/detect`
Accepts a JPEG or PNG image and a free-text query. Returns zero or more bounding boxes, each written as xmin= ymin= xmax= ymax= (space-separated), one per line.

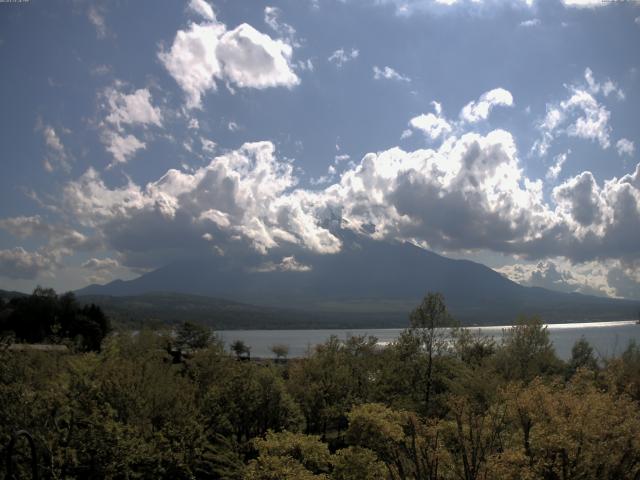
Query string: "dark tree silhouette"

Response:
xmin=230 ymin=339 xmax=251 ymax=360
xmin=0 ymin=287 xmax=110 ymax=351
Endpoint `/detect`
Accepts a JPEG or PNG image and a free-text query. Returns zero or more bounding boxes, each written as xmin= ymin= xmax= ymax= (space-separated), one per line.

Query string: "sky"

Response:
xmin=0 ymin=0 xmax=639 ymax=299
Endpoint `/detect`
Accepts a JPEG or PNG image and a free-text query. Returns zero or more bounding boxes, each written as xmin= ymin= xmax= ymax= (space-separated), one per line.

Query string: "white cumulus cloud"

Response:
xmin=104 ymin=87 xmax=163 ymax=131
xmin=159 ymin=14 xmax=299 ymax=109
xmin=459 ymin=88 xmax=514 ymax=123
xmin=616 ymin=138 xmax=635 ymax=157
xmin=188 ymin=0 xmax=215 ymax=21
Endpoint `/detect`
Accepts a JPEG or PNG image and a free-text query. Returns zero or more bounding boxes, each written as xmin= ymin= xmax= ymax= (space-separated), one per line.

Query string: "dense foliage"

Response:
xmin=0 ymin=288 xmax=110 ymax=352
xmin=2 ymin=292 xmax=640 ymax=479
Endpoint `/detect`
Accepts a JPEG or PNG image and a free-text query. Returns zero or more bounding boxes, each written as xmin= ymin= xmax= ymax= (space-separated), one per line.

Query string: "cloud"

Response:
xmin=562 ymin=91 xmax=610 ymax=147
xmin=496 ymin=259 xmax=613 ymax=297
xmin=102 ymin=132 xmax=146 ymax=165
xmin=0 ymin=215 xmax=93 ymax=280
xmin=373 ymin=66 xmax=410 ymax=82
xmin=0 ymin=215 xmax=52 ymax=238
xmin=159 ymin=14 xmax=299 ymax=109
xmin=459 ymin=88 xmax=513 ymax=123
xmin=360 ymin=0 xmax=611 ymax=14
xmin=104 ymin=87 xmax=163 ymax=131
xmin=58 ymin=119 xmax=640 ymax=275
xmin=534 ymin=68 xmax=621 ymax=156
xmin=87 ymin=5 xmax=108 ymax=39
xmin=546 ymin=151 xmax=569 ymax=181
xmin=311 ymin=165 xmax=338 ymax=186
xmin=216 ymin=24 xmax=299 ymax=90
xmin=98 ymin=84 xmax=162 ymax=165
xmin=553 ymin=171 xmax=604 ymax=228
xmin=584 ymin=67 xmax=624 ymax=100
xmin=409 ymin=112 xmax=452 ymax=141
xmin=81 ymin=257 xmax=120 ymax=271
xmin=254 ymin=255 xmax=312 ymax=272
xmin=62 ymin=142 xmax=341 ymax=268
xmin=519 ymin=18 xmax=540 ymax=27
xmin=616 ymin=138 xmax=635 ymax=157
xmin=401 ymin=129 xmax=413 ymax=139
xmin=328 ymin=48 xmax=359 ymax=67
xmin=607 ymin=263 xmax=640 ymax=300
xmin=0 ymin=247 xmax=56 ymax=280
xmin=561 ymin=0 xmax=606 ymax=8
xmin=40 ymin=76 xmax=637 ymax=294
xmin=36 ymin=120 xmax=71 ymax=173
xmin=188 ymin=0 xmax=215 ymax=21
xmin=325 ymin=129 xmax=551 ymax=254
xmin=264 ymin=6 xmax=297 ymax=43
xmin=81 ymin=257 xmax=121 ymax=284
xmin=201 ymin=137 xmax=217 ymax=154
xmin=159 ymin=22 xmax=225 ymax=109
xmin=0 ymin=216 xmax=99 ymax=255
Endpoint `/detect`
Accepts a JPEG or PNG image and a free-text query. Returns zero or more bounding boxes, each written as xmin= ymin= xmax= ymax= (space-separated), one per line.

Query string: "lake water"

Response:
xmin=217 ymin=320 xmax=640 ymax=360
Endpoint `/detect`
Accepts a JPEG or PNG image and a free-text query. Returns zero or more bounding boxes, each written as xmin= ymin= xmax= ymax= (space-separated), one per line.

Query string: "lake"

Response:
xmin=217 ymin=320 xmax=640 ymax=360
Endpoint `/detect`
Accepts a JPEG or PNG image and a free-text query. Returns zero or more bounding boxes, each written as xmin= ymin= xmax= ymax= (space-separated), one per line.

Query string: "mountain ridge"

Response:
xmin=76 ymin=241 xmax=640 ymax=326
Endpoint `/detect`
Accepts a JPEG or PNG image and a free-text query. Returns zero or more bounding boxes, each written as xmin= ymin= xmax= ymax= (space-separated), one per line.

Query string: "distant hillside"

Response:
xmin=77 ymin=292 xmax=409 ymax=330
xmin=0 ymin=289 xmax=28 ymax=301
xmin=77 ymin=239 xmax=640 ymax=326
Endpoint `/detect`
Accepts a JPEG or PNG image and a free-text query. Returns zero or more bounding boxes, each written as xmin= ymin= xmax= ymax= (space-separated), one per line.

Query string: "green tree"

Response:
xmin=494 ymin=315 xmax=562 ymax=382
xmin=175 ymin=320 xmax=213 ymax=350
xmin=245 ymin=431 xmax=331 ymax=479
xmin=271 ymin=344 xmax=290 ymax=363
xmin=288 ymin=336 xmax=371 ymax=437
xmin=331 ymin=446 xmax=386 ymax=480
xmin=203 ymin=362 xmax=303 ymax=443
xmin=346 ymin=403 xmax=448 ymax=480
xmin=498 ymin=377 xmax=640 ymax=479
xmin=444 ymin=395 xmax=507 ymax=480
xmin=566 ymin=337 xmax=598 ymax=378
xmin=408 ymin=292 xmax=457 ymax=414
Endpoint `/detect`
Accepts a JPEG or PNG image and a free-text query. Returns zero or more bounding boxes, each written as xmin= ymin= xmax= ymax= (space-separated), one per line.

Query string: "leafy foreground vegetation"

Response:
xmin=2 ymin=293 xmax=640 ymax=479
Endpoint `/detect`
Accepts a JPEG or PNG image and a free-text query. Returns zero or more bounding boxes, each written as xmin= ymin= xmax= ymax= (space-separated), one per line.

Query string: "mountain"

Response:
xmin=77 ymin=240 xmax=640 ymax=327
xmin=0 ymin=289 xmax=28 ymax=301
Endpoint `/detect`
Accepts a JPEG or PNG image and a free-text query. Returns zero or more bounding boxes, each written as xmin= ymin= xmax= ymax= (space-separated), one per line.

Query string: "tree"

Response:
xmin=230 ymin=339 xmax=251 ymax=360
xmin=0 ymin=288 xmax=110 ymax=351
xmin=497 ymin=377 xmax=640 ymax=479
xmin=203 ymin=363 xmax=303 ymax=443
xmin=271 ymin=344 xmax=289 ymax=363
xmin=494 ymin=315 xmax=561 ymax=382
xmin=345 ymin=403 xmax=448 ymax=480
xmin=176 ymin=321 xmax=213 ymax=350
xmin=331 ymin=447 xmax=386 ymax=480
xmin=605 ymin=340 xmax=640 ymax=402
xmin=287 ymin=336 xmax=363 ymax=436
xmin=245 ymin=431 xmax=331 ymax=479
xmin=409 ymin=292 xmax=457 ymax=413
xmin=566 ymin=337 xmax=598 ymax=378
xmin=452 ymin=328 xmax=496 ymax=367
xmin=445 ymin=395 xmax=507 ymax=480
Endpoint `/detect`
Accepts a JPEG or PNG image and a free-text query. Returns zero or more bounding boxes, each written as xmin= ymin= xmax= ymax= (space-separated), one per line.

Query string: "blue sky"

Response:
xmin=0 ymin=0 xmax=639 ymax=299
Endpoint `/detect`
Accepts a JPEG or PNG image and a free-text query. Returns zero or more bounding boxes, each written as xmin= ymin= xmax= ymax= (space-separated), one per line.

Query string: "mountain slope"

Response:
xmin=77 ymin=240 xmax=640 ymax=326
